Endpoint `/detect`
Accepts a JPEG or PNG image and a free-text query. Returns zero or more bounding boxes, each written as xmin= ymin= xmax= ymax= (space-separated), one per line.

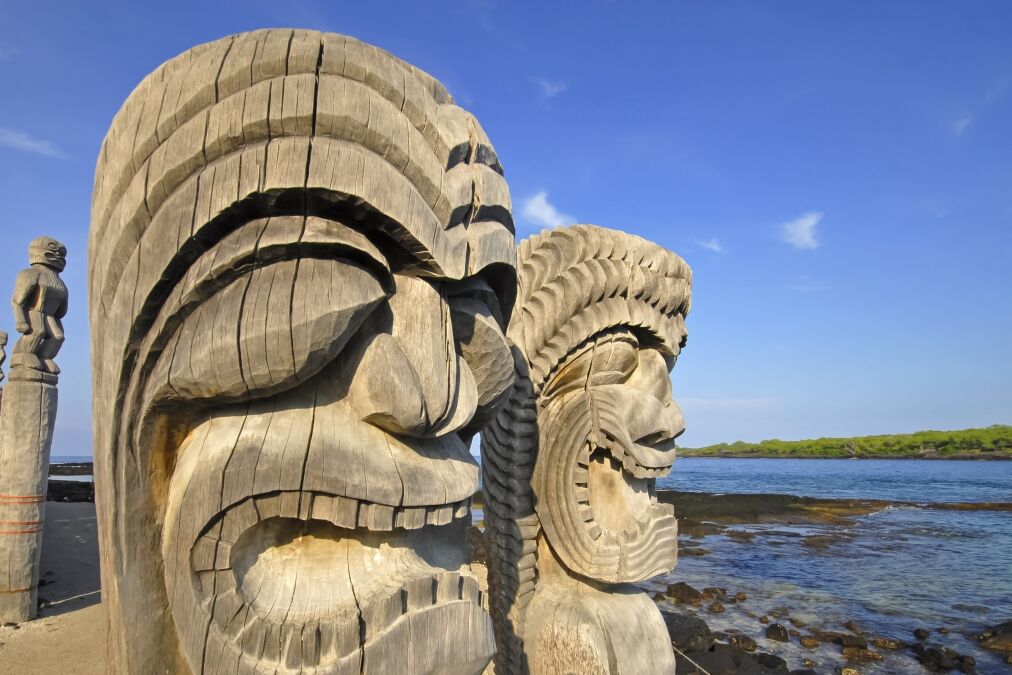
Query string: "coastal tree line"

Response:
xmin=682 ymin=425 xmax=1012 ymax=458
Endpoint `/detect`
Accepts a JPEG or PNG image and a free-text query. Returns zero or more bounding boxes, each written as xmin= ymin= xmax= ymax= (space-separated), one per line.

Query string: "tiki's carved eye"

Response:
xmin=146 ymin=256 xmax=387 ymax=406
xmin=542 ymin=332 xmax=639 ymax=400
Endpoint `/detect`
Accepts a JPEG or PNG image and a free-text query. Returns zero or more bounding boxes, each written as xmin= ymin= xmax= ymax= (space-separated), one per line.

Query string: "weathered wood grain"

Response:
xmin=89 ymin=29 xmax=514 ymax=674
xmin=482 ymin=224 xmax=692 ymax=674
xmin=0 ymin=237 xmax=67 ymax=623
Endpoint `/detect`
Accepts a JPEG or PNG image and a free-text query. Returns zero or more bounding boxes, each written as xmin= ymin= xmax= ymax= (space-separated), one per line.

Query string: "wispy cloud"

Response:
xmin=0 ymin=128 xmax=69 ymax=159
xmin=951 ymin=76 xmax=1010 ymax=138
xmin=785 ymin=273 xmax=827 ymax=292
xmin=695 ymin=237 xmax=726 ymax=254
xmin=521 ymin=190 xmax=574 ymax=230
xmin=779 ymin=211 xmax=822 ymax=250
xmin=532 ymin=77 xmax=567 ymax=99
xmin=951 ymin=115 xmax=973 ymax=137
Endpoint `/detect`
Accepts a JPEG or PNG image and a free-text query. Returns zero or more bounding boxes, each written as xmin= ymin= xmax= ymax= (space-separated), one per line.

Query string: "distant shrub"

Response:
xmin=680 ymin=425 xmax=1012 ymax=458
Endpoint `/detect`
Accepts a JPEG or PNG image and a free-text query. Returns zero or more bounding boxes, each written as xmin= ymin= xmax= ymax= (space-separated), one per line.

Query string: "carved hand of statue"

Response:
xmin=15 ymin=322 xmax=30 ymax=335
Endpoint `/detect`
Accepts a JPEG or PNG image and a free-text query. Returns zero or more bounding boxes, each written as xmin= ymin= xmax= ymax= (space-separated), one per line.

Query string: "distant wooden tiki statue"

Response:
xmin=483 ymin=225 xmax=692 ymax=674
xmin=0 ymin=236 xmax=68 ymax=622
xmin=88 ymin=30 xmax=516 ymax=674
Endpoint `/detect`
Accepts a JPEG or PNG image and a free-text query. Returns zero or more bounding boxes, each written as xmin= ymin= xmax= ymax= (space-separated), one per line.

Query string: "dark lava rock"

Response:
xmin=788 ymin=629 xmax=801 ymax=638
xmin=729 ymin=634 xmax=758 ymax=652
xmin=662 ymin=610 xmax=713 ymax=653
xmin=840 ymin=635 xmax=868 ymax=649
xmin=754 ymin=652 xmax=788 ymax=672
xmin=841 ymin=646 xmax=883 ymax=662
xmin=801 ymin=658 xmax=817 ymax=668
xmin=765 ymin=623 xmax=790 ymax=642
xmin=872 ymin=636 xmax=905 ymax=650
xmin=914 ymin=627 xmax=932 ymax=640
xmin=703 ymin=586 xmax=728 ymax=600
xmin=728 ymin=529 xmax=755 ymax=541
xmin=681 ymin=546 xmax=710 ymax=557
xmin=790 ymin=670 xmax=818 ymax=675
xmin=814 ymin=630 xmax=849 ymax=645
xmin=802 ymin=534 xmax=837 ymax=549
xmin=666 ymin=581 xmax=705 ymax=605
xmin=735 ymin=591 xmax=748 ymax=602
xmin=674 ymin=643 xmax=789 ymax=674
xmin=843 ymin=619 xmax=864 ymax=634
xmin=47 ymin=479 xmax=95 ymax=503
xmin=977 ymin=619 xmax=1012 ymax=659
xmin=708 ymin=601 xmax=726 ymax=614
xmin=799 ymin=636 xmax=820 ymax=649
xmin=759 ymin=615 xmax=770 ymax=624
xmin=910 ymin=643 xmax=966 ymax=672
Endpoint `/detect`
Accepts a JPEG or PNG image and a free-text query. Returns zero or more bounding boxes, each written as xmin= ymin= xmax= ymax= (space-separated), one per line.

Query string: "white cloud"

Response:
xmin=779 ymin=211 xmax=822 ymax=250
xmin=951 ymin=115 xmax=972 ymax=137
xmin=533 ymin=77 xmax=567 ymax=99
xmin=0 ymin=128 xmax=68 ymax=159
xmin=521 ymin=190 xmax=574 ymax=230
xmin=695 ymin=237 xmax=725 ymax=254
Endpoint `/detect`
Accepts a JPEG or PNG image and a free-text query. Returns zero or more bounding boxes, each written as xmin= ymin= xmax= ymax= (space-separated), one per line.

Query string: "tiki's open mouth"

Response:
xmin=186 ymin=490 xmax=488 ymax=672
xmin=565 ymin=436 xmax=678 ymax=582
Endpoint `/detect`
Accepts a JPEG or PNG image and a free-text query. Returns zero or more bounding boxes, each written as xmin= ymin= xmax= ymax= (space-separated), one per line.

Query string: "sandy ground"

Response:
xmin=0 ymin=501 xmax=105 ymax=674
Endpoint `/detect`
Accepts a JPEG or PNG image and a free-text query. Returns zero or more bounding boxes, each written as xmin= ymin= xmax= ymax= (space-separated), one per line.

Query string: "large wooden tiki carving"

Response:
xmin=88 ymin=29 xmax=515 ymax=674
xmin=483 ymin=225 xmax=692 ymax=674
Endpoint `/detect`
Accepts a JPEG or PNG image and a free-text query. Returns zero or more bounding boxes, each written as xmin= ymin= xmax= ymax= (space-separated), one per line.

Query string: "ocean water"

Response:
xmin=651 ymin=458 xmax=1012 ymax=672
xmin=50 ymin=455 xmax=93 ymax=464
xmin=658 ymin=456 xmax=1012 ymax=503
xmin=49 ymin=455 xmax=94 ymax=482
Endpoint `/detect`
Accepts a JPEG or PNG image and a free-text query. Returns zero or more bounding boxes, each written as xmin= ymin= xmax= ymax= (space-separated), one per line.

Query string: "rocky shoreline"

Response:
xmin=678 ymin=453 xmax=1012 ymax=460
xmin=655 ymin=580 xmax=1009 ymax=674
xmin=652 ymin=489 xmax=1012 ymax=673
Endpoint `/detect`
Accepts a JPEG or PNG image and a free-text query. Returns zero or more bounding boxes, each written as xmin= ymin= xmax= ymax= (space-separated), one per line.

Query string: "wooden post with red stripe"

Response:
xmin=0 ymin=237 xmax=66 ymax=623
xmin=0 ymin=369 xmax=58 ymax=622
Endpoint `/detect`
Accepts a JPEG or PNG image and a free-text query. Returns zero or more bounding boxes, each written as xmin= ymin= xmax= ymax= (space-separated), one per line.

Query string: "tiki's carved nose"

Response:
xmin=348 ymin=274 xmax=479 ymax=438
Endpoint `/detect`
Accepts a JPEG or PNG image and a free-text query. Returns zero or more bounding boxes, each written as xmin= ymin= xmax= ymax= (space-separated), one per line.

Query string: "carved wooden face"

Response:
xmin=88 ymin=29 xmax=520 ymax=672
xmin=533 ymin=330 xmax=682 ymax=584
xmin=156 ymin=230 xmax=513 ymax=673
xmin=29 ymin=236 xmax=67 ymax=272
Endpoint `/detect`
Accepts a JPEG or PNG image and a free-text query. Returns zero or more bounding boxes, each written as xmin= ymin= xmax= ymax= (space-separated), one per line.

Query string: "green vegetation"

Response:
xmin=681 ymin=425 xmax=1012 ymax=459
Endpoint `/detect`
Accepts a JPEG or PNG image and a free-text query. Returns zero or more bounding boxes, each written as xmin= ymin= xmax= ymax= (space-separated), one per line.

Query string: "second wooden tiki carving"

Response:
xmin=483 ymin=225 xmax=693 ymax=674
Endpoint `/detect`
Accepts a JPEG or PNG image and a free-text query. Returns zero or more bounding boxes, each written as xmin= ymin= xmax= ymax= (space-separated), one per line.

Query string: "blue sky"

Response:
xmin=1 ymin=1 xmax=1011 ymax=455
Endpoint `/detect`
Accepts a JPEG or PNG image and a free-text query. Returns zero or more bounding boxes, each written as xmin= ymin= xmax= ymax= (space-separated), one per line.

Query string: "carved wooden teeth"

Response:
xmin=606 ymin=440 xmax=671 ymax=480
xmin=204 ymin=492 xmax=471 ymax=550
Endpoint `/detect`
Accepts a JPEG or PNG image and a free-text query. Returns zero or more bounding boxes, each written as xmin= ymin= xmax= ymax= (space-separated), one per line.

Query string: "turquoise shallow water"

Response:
xmin=652 ymin=458 xmax=1012 ymax=672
